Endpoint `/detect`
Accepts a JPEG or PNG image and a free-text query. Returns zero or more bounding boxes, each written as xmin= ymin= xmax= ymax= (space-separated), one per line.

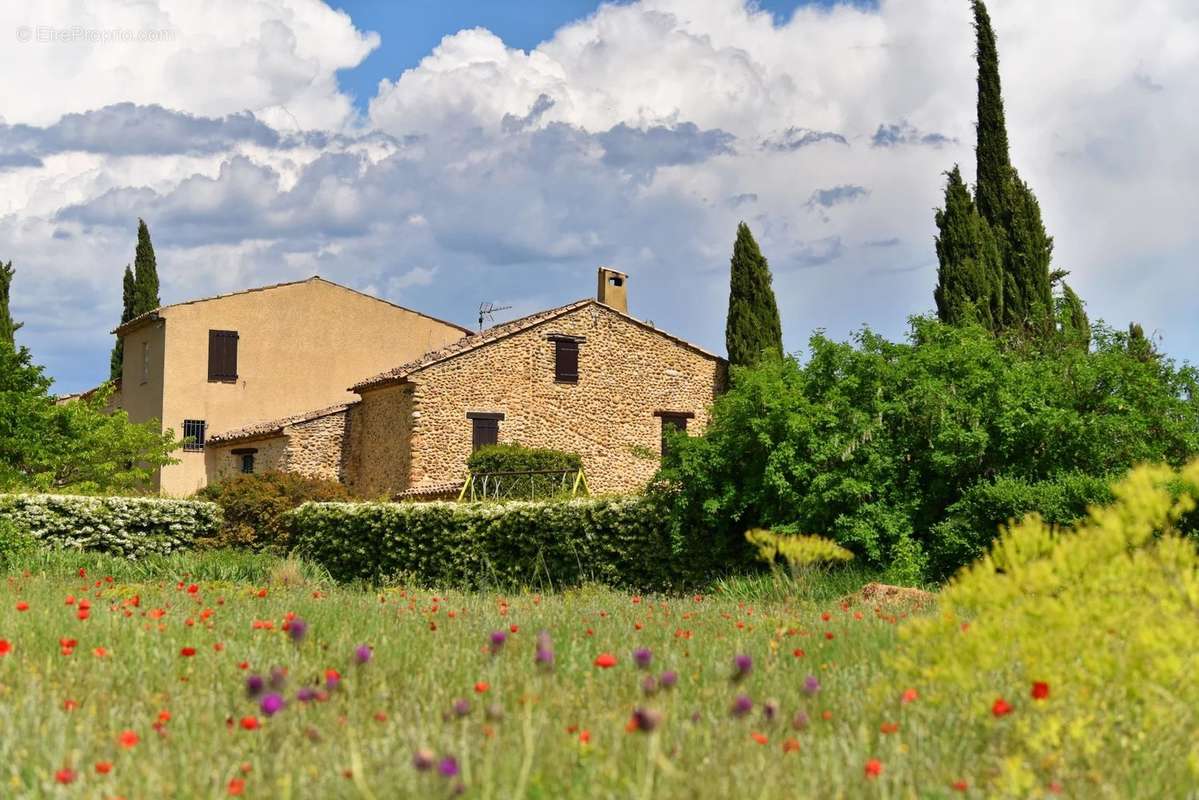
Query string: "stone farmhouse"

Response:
xmin=110 ymin=277 xmax=471 ymax=496
xmin=204 ymin=269 xmax=728 ymax=498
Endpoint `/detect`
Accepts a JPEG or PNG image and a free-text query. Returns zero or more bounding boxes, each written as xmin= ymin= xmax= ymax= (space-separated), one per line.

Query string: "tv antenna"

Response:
xmin=478 ymin=301 xmax=513 ymax=331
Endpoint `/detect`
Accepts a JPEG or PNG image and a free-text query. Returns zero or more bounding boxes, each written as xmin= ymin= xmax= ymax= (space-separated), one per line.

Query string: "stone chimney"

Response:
xmin=596 ymin=267 xmax=628 ymax=314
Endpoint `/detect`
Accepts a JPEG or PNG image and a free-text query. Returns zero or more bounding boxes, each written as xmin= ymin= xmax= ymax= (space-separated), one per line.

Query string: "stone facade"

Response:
xmin=207 ymin=405 xmax=353 ymax=484
xmin=344 ymin=300 xmax=726 ymax=496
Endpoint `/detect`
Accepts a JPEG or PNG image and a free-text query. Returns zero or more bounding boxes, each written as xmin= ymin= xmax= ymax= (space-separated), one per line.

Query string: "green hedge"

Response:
xmin=466 ymin=444 xmax=582 ymax=474
xmin=0 ymin=494 xmax=221 ymax=559
xmin=288 ymin=496 xmax=717 ymax=590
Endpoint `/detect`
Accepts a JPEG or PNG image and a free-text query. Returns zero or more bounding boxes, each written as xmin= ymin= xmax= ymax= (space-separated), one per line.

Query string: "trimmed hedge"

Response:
xmin=466 ymin=444 xmax=582 ymax=474
xmin=0 ymin=494 xmax=221 ymax=559
xmin=288 ymin=496 xmax=715 ymax=590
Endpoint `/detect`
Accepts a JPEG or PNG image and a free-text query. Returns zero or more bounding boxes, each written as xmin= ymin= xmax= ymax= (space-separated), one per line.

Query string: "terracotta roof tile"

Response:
xmin=207 ymin=402 xmax=356 ymax=445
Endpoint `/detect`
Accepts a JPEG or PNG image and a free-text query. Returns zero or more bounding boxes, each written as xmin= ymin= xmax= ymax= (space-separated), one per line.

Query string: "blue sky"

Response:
xmin=1 ymin=0 xmax=1194 ymax=393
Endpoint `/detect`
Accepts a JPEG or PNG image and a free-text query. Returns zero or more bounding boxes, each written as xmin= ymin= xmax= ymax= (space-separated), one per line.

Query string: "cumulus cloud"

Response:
xmin=1 ymin=0 xmax=1197 ymax=394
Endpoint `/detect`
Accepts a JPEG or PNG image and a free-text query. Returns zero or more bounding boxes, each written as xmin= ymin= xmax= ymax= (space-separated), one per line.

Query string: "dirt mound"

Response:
xmin=847 ymin=582 xmax=935 ymax=611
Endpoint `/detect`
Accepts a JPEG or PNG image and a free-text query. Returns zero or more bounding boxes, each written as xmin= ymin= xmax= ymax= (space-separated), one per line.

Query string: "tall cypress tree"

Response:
xmin=0 ymin=260 xmax=20 ymax=348
xmin=132 ymin=218 xmax=160 ymax=314
xmin=109 ymin=219 xmax=161 ymax=380
xmin=971 ymin=0 xmax=1010 ymax=229
xmin=933 ymin=166 xmax=1003 ymax=331
xmin=109 ymin=265 xmax=136 ymax=380
xmin=1057 ymin=281 xmax=1090 ymax=351
xmin=725 ymin=222 xmax=784 ymax=367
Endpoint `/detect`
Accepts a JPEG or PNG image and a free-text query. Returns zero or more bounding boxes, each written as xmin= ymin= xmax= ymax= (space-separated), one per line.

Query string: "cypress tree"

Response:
xmin=933 ymin=166 xmax=1003 ymax=331
xmin=725 ymin=222 xmax=784 ymax=367
xmin=971 ymin=0 xmax=1010 ymax=229
xmin=1057 ymin=282 xmax=1090 ymax=351
xmin=0 ymin=260 xmax=20 ymax=348
xmin=109 ymin=265 xmax=136 ymax=380
xmin=132 ymin=218 xmax=160 ymax=314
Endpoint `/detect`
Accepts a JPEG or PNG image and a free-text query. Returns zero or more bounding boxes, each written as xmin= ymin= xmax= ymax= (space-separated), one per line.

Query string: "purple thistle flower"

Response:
xmin=762 ymin=699 xmax=779 ymax=722
xmin=489 ymin=630 xmax=507 ymax=654
xmin=534 ymin=630 xmax=554 ymax=670
xmin=296 ymin=687 xmax=317 ymax=703
xmin=452 ymin=698 xmax=471 ymax=718
xmin=641 ymin=675 xmax=658 ymax=696
xmin=732 ymin=654 xmax=753 ymax=681
xmin=260 ymin=693 xmax=285 ymax=717
xmin=412 ymin=749 xmax=435 ymax=771
xmin=438 ymin=756 xmax=460 ymax=778
xmin=354 ymin=644 xmax=373 ymax=665
xmin=731 ymin=694 xmax=753 ymax=718
xmin=690 ymin=710 xmax=702 ymax=724
xmin=791 ymin=710 xmax=810 ymax=731
xmin=659 ymin=670 xmax=678 ymax=689
xmin=288 ymin=618 xmax=308 ymax=643
xmin=803 ymin=675 xmax=821 ymax=695
xmin=632 ymin=648 xmax=653 ymax=669
xmin=632 ymin=707 xmax=662 ymax=732
xmin=245 ymin=674 xmax=264 ymax=698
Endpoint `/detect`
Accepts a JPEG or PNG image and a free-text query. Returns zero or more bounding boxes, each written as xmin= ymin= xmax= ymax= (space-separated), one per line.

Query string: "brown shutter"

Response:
xmin=472 ymin=417 xmax=499 ymax=451
xmin=208 ymin=330 xmax=239 ymax=381
xmin=554 ymin=339 xmax=579 ymax=382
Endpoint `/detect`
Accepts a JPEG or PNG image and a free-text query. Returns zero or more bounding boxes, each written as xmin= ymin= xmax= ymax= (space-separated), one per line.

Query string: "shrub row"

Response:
xmin=288 ymin=496 xmax=720 ymax=591
xmin=0 ymin=494 xmax=221 ymax=559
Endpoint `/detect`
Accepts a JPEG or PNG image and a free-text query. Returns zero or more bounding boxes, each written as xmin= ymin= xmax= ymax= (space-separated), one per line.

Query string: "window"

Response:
xmin=655 ymin=411 xmax=694 ymax=459
xmin=467 ymin=412 xmax=504 ymax=451
xmin=553 ymin=338 xmax=579 ymax=383
xmin=182 ymin=419 xmax=207 ymax=452
xmin=240 ymin=453 xmax=255 ymax=474
xmin=141 ymin=341 xmax=150 ymax=384
xmin=208 ymin=330 xmax=239 ymax=382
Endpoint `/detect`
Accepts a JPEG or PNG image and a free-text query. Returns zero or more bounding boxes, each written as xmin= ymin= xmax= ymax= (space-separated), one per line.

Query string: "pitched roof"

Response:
xmin=351 ymin=298 xmax=724 ymax=393
xmin=112 ymin=276 xmax=472 ymax=337
xmin=207 ymin=402 xmax=356 ymax=445
xmin=393 ymin=481 xmax=464 ymax=500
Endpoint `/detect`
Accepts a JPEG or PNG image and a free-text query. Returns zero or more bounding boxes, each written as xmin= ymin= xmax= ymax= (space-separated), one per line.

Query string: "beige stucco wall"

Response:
xmin=207 ymin=436 xmax=288 ymax=484
xmin=116 ymin=320 xmax=167 ymax=492
xmin=118 ymin=278 xmax=468 ymax=496
xmin=346 ymin=384 xmax=414 ymax=499
xmin=348 ymin=303 xmax=726 ymax=496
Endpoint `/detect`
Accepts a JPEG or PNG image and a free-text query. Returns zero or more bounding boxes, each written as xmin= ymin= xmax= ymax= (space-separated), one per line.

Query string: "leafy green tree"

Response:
xmin=0 ymin=260 xmax=19 ymax=348
xmin=934 ymin=166 xmax=1003 ymax=331
xmin=1 ymin=342 xmax=178 ymax=493
xmin=656 ymin=317 xmax=1199 ymax=581
xmin=725 ymin=222 xmax=784 ymax=367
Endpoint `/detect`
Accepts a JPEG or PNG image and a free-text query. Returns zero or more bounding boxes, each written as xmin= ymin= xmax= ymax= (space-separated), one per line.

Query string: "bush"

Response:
xmin=0 ymin=517 xmax=36 ymax=567
xmin=288 ymin=496 xmax=716 ymax=590
xmin=465 ymin=444 xmax=584 ymax=500
xmin=0 ymin=494 xmax=219 ymax=558
xmin=880 ymin=460 xmax=1199 ymax=794
xmin=196 ymin=471 xmax=353 ymax=553
xmin=658 ymin=317 xmax=1199 ymax=580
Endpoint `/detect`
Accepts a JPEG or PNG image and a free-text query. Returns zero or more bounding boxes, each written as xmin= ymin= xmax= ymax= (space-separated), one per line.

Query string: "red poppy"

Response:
xmin=55 ymin=769 xmax=76 ymax=784
xmin=158 ymin=710 xmax=172 ymax=723
xmin=373 ymin=711 xmax=388 ymax=722
xmin=880 ymin=721 xmax=899 ymax=734
xmin=76 ymin=608 xmax=90 ymax=621
xmin=187 ymin=584 xmax=199 ymax=594
xmin=0 ymin=640 xmax=11 ymax=656
xmin=901 ymin=688 xmax=918 ymax=704
xmin=865 ymin=759 xmax=883 ymax=778
xmin=750 ymin=732 xmax=768 ymax=745
xmin=180 ymin=646 xmax=197 ymax=657
xmin=992 ymin=697 xmax=1013 ymax=717
xmin=593 ymin=653 xmax=617 ymax=668
xmin=792 ymin=648 xmax=805 ymax=658
xmin=93 ymin=647 xmax=109 ymax=658
xmin=1031 ymin=681 xmax=1050 ymax=701
xmin=952 ymin=780 xmax=969 ymax=792
xmin=240 ymin=716 xmax=259 ymax=730
xmin=15 ymin=601 xmax=28 ymax=612
xmin=228 ymin=777 xmax=246 ymax=796
xmin=118 ymin=730 xmax=139 ymax=749
xmin=824 ymin=631 xmax=834 ymax=640
xmin=579 ymin=730 xmax=591 ymax=744
xmin=782 ymin=738 xmax=801 ymax=753
xmin=62 ymin=699 xmax=78 ymax=711
xmin=474 ymin=681 xmax=490 ymax=694
xmin=148 ymin=608 xmax=166 ymax=620
xmin=95 ymin=761 xmax=113 ymax=774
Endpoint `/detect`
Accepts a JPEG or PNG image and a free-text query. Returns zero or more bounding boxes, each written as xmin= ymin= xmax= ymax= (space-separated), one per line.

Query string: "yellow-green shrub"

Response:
xmin=882 ymin=461 xmax=1199 ymax=796
xmin=745 ymin=528 xmax=853 ymax=575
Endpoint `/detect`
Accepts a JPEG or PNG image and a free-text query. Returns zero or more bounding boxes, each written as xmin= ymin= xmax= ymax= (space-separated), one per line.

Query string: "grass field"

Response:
xmin=0 ymin=548 xmax=1176 ymax=799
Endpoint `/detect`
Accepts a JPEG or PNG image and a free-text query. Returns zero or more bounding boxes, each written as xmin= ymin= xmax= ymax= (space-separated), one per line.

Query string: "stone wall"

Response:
xmin=346 ymin=302 xmax=725 ymax=496
xmin=207 ymin=436 xmax=288 ymax=484
xmin=346 ymin=383 xmax=415 ymax=498
xmin=281 ymin=409 xmax=352 ymax=482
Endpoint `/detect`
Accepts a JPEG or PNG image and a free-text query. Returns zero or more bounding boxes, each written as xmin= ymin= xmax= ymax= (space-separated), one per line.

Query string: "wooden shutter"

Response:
xmin=554 ymin=339 xmax=579 ymax=383
xmin=208 ymin=330 xmax=239 ymax=381
xmin=472 ymin=417 xmax=499 ymax=451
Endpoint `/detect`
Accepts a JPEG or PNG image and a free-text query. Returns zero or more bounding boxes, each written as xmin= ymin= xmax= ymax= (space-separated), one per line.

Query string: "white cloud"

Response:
xmin=1 ymin=0 xmax=1197 ymax=393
